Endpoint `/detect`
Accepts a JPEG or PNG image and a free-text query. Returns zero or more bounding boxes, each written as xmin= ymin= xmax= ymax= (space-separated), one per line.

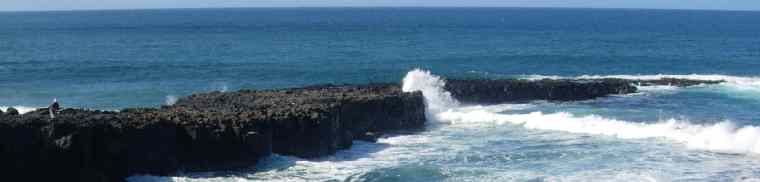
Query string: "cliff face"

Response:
xmin=0 ymin=109 xmax=272 ymax=182
xmin=0 ymin=84 xmax=425 ymax=181
xmin=171 ymin=84 xmax=426 ymax=158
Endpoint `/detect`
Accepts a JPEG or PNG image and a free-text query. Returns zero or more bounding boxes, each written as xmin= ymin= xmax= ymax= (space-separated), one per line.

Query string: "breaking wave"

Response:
xmin=439 ymin=110 xmax=760 ymax=154
xmin=165 ymin=95 xmax=178 ymax=106
xmin=526 ymin=74 xmax=760 ymax=91
xmin=405 ymin=69 xmax=760 ymax=155
xmin=402 ymin=69 xmax=459 ymax=117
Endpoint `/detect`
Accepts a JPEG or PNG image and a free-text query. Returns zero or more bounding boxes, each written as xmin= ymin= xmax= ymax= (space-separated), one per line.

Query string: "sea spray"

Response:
xmin=165 ymin=95 xmax=178 ymax=106
xmin=401 ymin=69 xmax=459 ymax=117
xmin=405 ymin=69 xmax=760 ymax=154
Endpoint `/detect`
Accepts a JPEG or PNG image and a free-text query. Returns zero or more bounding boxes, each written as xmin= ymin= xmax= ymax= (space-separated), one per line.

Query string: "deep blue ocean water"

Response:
xmin=2 ymin=8 xmax=760 ymax=181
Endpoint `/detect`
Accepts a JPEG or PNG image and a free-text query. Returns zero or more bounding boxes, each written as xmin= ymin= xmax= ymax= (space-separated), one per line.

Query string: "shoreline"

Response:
xmin=0 ymin=78 xmax=722 ymax=181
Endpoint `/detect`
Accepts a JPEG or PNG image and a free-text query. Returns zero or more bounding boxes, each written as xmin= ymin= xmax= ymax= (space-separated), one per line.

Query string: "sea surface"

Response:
xmin=2 ymin=8 xmax=760 ymax=181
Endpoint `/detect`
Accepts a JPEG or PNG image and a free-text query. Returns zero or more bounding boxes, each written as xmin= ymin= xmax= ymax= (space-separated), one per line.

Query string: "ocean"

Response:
xmin=2 ymin=8 xmax=760 ymax=181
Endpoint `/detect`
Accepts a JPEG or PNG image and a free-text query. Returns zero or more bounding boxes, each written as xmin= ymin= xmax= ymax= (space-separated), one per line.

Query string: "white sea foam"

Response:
xmin=400 ymin=69 xmax=760 ymax=155
xmin=0 ymin=106 xmax=39 ymax=114
xmin=165 ymin=95 xmax=178 ymax=106
xmin=438 ymin=109 xmax=760 ymax=154
xmin=635 ymin=85 xmax=680 ymax=92
xmin=526 ymin=74 xmax=760 ymax=91
xmin=402 ymin=69 xmax=460 ymax=117
xmin=128 ymin=135 xmax=444 ymax=182
xmin=128 ymin=70 xmax=760 ymax=181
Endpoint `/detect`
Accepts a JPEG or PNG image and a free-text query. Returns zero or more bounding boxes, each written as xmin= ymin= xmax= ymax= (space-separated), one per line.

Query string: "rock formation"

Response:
xmin=0 ymin=84 xmax=424 ymax=182
xmin=0 ymin=78 xmax=723 ymax=181
xmin=0 ymin=108 xmax=272 ymax=181
xmin=170 ymin=84 xmax=426 ymax=158
xmin=445 ymin=78 xmax=723 ymax=104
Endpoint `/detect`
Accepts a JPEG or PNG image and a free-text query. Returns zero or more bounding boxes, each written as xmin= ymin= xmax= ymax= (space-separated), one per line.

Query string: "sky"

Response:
xmin=2 ymin=0 xmax=760 ymax=12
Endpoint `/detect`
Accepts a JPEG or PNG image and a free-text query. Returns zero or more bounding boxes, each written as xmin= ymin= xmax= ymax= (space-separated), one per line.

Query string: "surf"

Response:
xmin=405 ymin=69 xmax=760 ymax=155
xmin=526 ymin=74 xmax=760 ymax=91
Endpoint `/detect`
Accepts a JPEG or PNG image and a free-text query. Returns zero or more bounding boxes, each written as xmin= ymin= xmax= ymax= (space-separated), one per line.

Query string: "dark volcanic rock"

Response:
xmin=0 ymin=83 xmax=425 ymax=181
xmin=171 ymin=84 xmax=426 ymax=158
xmin=0 ymin=109 xmax=272 ymax=182
xmin=0 ymin=77 xmax=720 ymax=182
xmin=443 ymin=78 xmax=724 ymax=104
xmin=445 ymin=79 xmax=637 ymax=104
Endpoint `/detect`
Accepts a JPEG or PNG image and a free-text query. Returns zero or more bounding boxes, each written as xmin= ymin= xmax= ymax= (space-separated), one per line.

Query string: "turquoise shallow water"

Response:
xmin=2 ymin=8 xmax=760 ymax=181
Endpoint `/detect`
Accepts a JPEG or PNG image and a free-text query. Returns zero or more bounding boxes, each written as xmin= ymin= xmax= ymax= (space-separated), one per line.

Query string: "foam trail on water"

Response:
xmin=0 ymin=106 xmax=39 ymax=114
xmin=438 ymin=109 xmax=760 ymax=155
xmin=403 ymin=69 xmax=760 ymax=154
xmin=635 ymin=85 xmax=679 ymax=92
xmin=402 ymin=69 xmax=459 ymax=116
xmin=526 ymin=74 xmax=760 ymax=91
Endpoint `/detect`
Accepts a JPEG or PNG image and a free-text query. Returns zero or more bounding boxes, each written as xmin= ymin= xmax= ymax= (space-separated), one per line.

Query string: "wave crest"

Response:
xmin=439 ymin=108 xmax=760 ymax=154
xmin=402 ymin=69 xmax=760 ymax=155
xmin=402 ymin=69 xmax=459 ymax=116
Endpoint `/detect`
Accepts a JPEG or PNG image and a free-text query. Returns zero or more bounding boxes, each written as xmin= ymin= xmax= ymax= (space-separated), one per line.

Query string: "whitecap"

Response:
xmin=165 ymin=95 xmax=178 ymax=106
xmin=403 ymin=69 xmax=760 ymax=155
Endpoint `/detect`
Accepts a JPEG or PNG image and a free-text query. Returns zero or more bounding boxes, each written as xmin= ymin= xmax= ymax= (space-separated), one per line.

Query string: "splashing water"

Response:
xmin=130 ymin=69 xmax=760 ymax=181
xmin=401 ymin=69 xmax=460 ymax=118
xmin=165 ymin=95 xmax=178 ymax=106
xmin=398 ymin=70 xmax=760 ymax=155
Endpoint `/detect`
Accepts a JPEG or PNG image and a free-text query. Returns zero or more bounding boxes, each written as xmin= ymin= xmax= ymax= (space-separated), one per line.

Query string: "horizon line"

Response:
xmin=1 ymin=6 xmax=759 ymax=13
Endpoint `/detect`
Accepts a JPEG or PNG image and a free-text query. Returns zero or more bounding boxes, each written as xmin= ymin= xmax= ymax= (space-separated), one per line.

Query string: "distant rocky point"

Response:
xmin=445 ymin=78 xmax=723 ymax=104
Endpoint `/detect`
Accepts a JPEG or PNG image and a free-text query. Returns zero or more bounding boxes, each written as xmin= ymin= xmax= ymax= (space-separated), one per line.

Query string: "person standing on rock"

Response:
xmin=49 ymin=98 xmax=60 ymax=119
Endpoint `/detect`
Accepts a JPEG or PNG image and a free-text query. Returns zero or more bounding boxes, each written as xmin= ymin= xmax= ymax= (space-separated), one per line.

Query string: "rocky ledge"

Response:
xmin=0 ymin=84 xmax=425 ymax=182
xmin=170 ymin=84 xmax=426 ymax=157
xmin=0 ymin=78 xmax=723 ymax=181
xmin=445 ymin=78 xmax=723 ymax=104
xmin=0 ymin=108 xmax=271 ymax=181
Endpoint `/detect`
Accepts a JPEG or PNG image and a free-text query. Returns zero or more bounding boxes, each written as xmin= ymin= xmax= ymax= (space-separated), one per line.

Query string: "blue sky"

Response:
xmin=2 ymin=0 xmax=760 ymax=11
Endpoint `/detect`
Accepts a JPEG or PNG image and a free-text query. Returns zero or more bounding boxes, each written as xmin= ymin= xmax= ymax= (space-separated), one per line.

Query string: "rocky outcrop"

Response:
xmin=444 ymin=78 xmax=723 ymax=104
xmin=0 ymin=108 xmax=272 ymax=182
xmin=0 ymin=78 xmax=723 ymax=181
xmin=171 ymin=84 xmax=426 ymax=158
xmin=445 ymin=78 xmax=637 ymax=104
xmin=0 ymin=84 xmax=424 ymax=182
